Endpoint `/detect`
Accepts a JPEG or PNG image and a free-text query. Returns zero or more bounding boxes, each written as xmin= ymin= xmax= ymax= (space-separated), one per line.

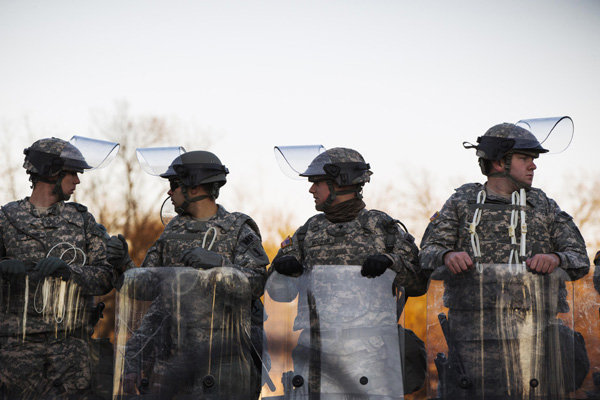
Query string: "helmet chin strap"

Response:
xmin=505 ymin=173 xmax=531 ymax=190
xmin=315 ymin=180 xmax=362 ymax=212
xmin=35 ymin=172 xmax=69 ymax=201
xmin=175 ymin=184 xmax=211 ymax=215
xmin=502 ymin=153 xmax=532 ymax=190
xmin=487 ymin=153 xmax=531 ymax=190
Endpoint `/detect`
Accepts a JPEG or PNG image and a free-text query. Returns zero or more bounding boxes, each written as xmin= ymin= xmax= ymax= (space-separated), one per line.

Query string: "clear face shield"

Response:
xmin=68 ymin=136 xmax=120 ymax=170
xmin=515 ymin=116 xmax=574 ymax=154
xmin=135 ymin=146 xmax=187 ymax=225
xmin=274 ymin=145 xmax=326 ymax=179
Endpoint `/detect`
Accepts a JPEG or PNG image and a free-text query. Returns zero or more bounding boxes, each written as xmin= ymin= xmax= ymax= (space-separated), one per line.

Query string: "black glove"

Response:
xmin=35 ymin=257 xmax=71 ymax=281
xmin=361 ymin=255 xmax=393 ymax=278
xmin=181 ymin=247 xmax=223 ymax=270
xmin=0 ymin=259 xmax=27 ymax=281
xmin=107 ymin=234 xmax=130 ymax=269
xmin=272 ymin=255 xmax=303 ymax=277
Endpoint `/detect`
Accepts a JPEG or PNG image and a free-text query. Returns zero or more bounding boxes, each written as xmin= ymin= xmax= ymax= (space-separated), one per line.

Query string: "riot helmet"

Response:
xmin=301 ymin=147 xmax=372 ymax=209
xmin=475 ymin=123 xmax=547 ymax=162
xmin=24 ymin=137 xmax=92 ymax=177
xmin=301 ymin=147 xmax=372 ymax=185
xmin=160 ymin=151 xmax=229 ymax=215
xmin=464 ymin=123 xmax=547 ymax=189
xmin=23 ymin=137 xmax=92 ymax=200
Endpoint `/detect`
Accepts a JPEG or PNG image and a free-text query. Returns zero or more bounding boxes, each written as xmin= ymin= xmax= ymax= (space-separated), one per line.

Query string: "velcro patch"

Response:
xmin=280 ymin=236 xmax=293 ymax=249
xmin=430 ymin=211 xmax=440 ymax=222
xmin=240 ymin=234 xmax=256 ymax=247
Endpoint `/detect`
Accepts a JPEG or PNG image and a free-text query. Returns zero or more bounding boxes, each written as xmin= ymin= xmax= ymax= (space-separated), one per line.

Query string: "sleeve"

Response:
xmin=265 ymin=228 xmax=303 ymax=303
xmin=419 ymin=194 xmax=461 ymax=274
xmin=139 ymin=240 xmax=162 ymax=269
xmin=550 ymin=201 xmax=589 ymax=281
xmin=220 ymin=222 xmax=269 ymax=299
xmin=69 ymin=214 xmax=115 ymax=296
xmin=387 ymin=227 xmax=428 ymax=297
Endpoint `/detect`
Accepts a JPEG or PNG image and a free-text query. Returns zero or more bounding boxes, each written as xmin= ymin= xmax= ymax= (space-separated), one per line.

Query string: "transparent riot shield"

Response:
xmin=262 ymin=265 xmax=405 ymax=400
xmin=113 ymin=266 xmax=253 ymax=400
xmin=426 ymin=264 xmax=579 ymax=400
xmin=570 ymin=258 xmax=598 ymax=399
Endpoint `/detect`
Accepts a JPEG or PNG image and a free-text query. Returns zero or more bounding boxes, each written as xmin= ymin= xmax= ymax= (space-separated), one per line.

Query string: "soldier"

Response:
xmin=268 ymin=147 xmax=427 ymax=397
xmin=420 ymin=122 xmax=590 ymax=399
xmin=108 ymin=150 xmax=269 ymax=399
xmin=0 ymin=137 xmax=115 ymax=399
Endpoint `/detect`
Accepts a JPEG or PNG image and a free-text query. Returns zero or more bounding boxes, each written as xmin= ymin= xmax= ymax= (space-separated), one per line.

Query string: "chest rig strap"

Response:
xmin=469 ymin=188 xmax=528 ymax=274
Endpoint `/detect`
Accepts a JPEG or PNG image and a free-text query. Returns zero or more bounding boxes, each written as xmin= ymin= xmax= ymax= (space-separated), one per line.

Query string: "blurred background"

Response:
xmin=2 ymin=1 xmax=599 ymax=398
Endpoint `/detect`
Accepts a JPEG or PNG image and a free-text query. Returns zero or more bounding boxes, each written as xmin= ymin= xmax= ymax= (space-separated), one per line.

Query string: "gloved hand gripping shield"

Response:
xmin=0 ymin=242 xmax=93 ymax=342
xmin=425 ymin=264 xmax=582 ymax=400
xmin=113 ymin=266 xmax=254 ymax=399
xmin=262 ymin=265 xmax=405 ymax=400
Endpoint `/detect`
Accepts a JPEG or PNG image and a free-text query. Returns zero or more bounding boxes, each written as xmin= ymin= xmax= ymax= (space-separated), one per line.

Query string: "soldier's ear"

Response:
xmin=188 ymin=185 xmax=207 ymax=196
xmin=491 ymin=159 xmax=505 ymax=172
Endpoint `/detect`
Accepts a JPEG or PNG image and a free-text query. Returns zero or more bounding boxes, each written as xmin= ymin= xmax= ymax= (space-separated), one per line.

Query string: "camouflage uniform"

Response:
xmin=270 ymin=207 xmax=425 ymax=396
xmin=275 ymin=208 xmax=424 ymax=297
xmin=0 ymin=198 xmax=113 ymax=399
xmin=137 ymin=205 xmax=266 ymax=297
xmin=420 ymin=183 xmax=589 ymax=398
xmin=121 ymin=205 xmax=268 ymax=398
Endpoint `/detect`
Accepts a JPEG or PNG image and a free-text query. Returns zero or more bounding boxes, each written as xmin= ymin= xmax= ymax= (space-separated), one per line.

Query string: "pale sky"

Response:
xmin=1 ymin=0 xmax=599 ymax=236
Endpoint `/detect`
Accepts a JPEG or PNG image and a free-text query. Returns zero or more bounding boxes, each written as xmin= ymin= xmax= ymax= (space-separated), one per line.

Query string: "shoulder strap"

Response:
xmin=66 ymin=202 xmax=91 ymax=237
xmin=361 ymin=209 xmax=408 ymax=253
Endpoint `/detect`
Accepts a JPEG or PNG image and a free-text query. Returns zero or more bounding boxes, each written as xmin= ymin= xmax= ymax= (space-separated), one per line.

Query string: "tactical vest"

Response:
xmin=294 ymin=209 xmax=405 ymax=268
xmin=442 ymin=184 xmax=572 ymax=312
xmin=0 ymin=201 xmax=96 ymax=336
xmin=150 ymin=211 xmax=260 ymax=267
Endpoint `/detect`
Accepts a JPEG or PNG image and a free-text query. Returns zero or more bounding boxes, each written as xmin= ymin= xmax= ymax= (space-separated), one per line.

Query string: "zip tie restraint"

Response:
xmin=31 ymin=242 xmax=85 ymax=327
xmin=202 ymin=227 xmax=218 ymax=251
xmin=470 ymin=190 xmax=486 ymax=273
xmin=470 ymin=188 xmax=528 ymax=274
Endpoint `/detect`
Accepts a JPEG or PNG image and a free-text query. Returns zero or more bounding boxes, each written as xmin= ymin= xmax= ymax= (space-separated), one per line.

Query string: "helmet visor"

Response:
xmin=69 ymin=136 xmax=120 ymax=170
xmin=516 ymin=116 xmax=573 ymax=154
xmin=60 ymin=142 xmax=91 ymax=172
xmin=274 ymin=145 xmax=326 ymax=180
xmin=136 ymin=146 xmax=187 ymax=176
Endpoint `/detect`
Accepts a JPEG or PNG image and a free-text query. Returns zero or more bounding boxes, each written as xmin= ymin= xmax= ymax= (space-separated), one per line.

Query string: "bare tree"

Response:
xmin=369 ymin=168 xmax=445 ymax=242
xmin=562 ymin=174 xmax=600 ymax=257
xmin=0 ymin=118 xmax=39 ymax=204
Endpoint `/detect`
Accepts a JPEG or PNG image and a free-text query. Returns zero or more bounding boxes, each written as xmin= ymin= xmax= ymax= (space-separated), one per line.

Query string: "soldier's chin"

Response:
xmin=316 ymin=202 xmax=329 ymax=212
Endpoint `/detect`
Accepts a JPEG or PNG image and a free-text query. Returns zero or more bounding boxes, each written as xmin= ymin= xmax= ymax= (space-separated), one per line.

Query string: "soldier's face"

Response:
xmin=168 ymin=181 xmax=184 ymax=207
xmin=509 ymin=153 xmax=537 ymax=187
xmin=61 ymin=172 xmax=80 ymax=198
xmin=309 ymin=180 xmax=330 ymax=207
